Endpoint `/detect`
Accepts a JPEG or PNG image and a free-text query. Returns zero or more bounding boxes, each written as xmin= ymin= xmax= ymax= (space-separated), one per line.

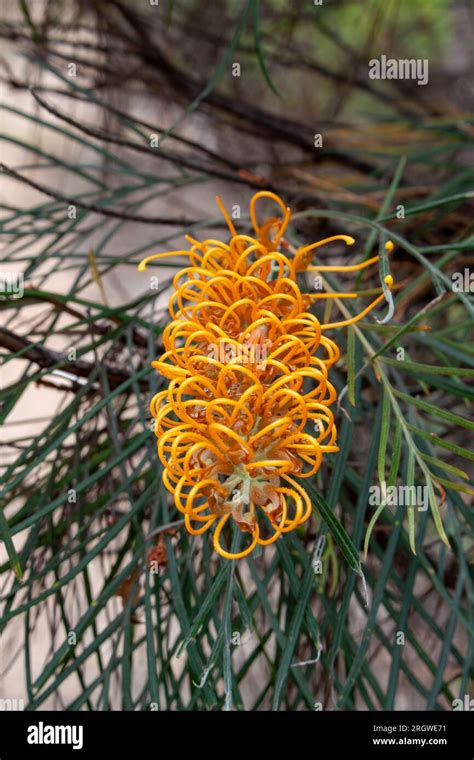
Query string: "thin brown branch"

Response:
xmin=0 ymin=162 xmax=205 ymax=226
xmin=0 ymin=327 xmax=151 ymax=391
xmin=29 ymin=88 xmax=265 ymax=188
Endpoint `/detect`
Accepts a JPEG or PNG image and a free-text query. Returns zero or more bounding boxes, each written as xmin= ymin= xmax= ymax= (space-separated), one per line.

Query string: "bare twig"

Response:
xmin=0 ymin=162 xmax=208 ymax=226
xmin=0 ymin=326 xmax=152 ymax=391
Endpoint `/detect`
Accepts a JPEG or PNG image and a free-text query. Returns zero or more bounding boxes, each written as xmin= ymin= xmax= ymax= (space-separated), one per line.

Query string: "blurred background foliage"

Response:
xmin=0 ymin=0 xmax=473 ymax=710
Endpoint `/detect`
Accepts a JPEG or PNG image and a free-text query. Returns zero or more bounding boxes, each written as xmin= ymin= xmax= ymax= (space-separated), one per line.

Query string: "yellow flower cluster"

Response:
xmin=139 ymin=192 xmax=393 ymax=558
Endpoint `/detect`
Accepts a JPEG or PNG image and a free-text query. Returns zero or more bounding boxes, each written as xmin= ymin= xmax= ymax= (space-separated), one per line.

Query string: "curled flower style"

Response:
xmin=139 ymin=192 xmax=394 ymax=559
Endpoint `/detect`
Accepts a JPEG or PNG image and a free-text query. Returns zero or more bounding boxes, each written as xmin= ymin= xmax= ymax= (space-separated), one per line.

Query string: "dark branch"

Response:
xmin=0 ymin=327 xmax=152 ymax=392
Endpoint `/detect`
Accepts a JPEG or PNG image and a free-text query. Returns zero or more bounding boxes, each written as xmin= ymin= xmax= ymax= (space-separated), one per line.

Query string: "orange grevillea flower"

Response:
xmin=139 ymin=192 xmax=394 ymax=559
